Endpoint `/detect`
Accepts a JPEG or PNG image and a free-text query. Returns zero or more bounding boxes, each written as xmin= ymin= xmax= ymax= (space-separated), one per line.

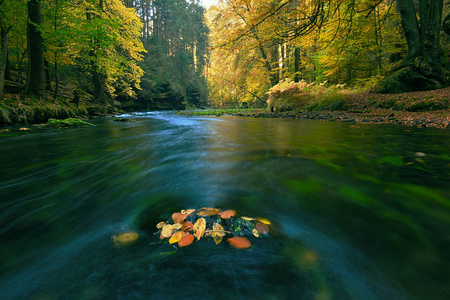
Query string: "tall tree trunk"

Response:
xmin=0 ymin=26 xmax=12 ymax=100
xmin=87 ymin=0 xmax=106 ymax=104
xmin=377 ymin=0 xmax=447 ymax=93
xmin=26 ymin=0 xmax=46 ymax=99
xmin=1 ymin=27 xmax=12 ymax=81
xmin=294 ymin=47 xmax=301 ymax=82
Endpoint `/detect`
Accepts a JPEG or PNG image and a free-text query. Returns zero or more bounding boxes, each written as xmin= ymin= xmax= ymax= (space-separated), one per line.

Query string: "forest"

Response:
xmin=0 ymin=0 xmax=449 ymax=124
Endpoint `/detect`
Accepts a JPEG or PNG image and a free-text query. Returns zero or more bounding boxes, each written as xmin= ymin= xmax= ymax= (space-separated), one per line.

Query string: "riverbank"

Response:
xmin=0 ymin=94 xmax=122 ymax=126
xmin=179 ymin=87 xmax=450 ymax=129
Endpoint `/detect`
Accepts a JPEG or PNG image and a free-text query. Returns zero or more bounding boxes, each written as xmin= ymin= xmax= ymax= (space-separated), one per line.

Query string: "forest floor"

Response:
xmin=182 ymin=87 xmax=450 ymax=129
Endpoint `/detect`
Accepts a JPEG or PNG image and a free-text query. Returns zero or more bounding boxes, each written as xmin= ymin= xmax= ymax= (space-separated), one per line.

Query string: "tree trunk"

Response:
xmin=26 ymin=0 xmax=46 ymax=99
xmin=1 ymin=27 xmax=12 ymax=81
xmin=377 ymin=0 xmax=447 ymax=93
xmin=294 ymin=47 xmax=301 ymax=82
xmin=0 ymin=26 xmax=12 ymax=100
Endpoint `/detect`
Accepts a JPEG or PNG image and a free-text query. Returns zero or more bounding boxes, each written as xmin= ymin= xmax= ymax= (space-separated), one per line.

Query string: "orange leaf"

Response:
xmin=172 ymin=212 xmax=187 ymax=224
xmin=178 ymin=233 xmax=194 ymax=247
xmin=196 ymin=208 xmax=220 ymax=217
xmin=218 ymin=210 xmax=236 ymax=219
xmin=228 ymin=237 xmax=252 ymax=249
xmin=182 ymin=221 xmax=194 ymax=231
xmin=256 ymin=222 xmax=269 ymax=234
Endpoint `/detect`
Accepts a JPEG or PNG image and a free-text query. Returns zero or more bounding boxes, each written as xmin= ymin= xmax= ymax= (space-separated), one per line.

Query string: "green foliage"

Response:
xmin=46 ymin=118 xmax=93 ymax=127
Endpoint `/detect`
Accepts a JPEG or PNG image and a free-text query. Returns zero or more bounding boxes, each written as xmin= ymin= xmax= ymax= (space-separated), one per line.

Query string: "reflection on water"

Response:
xmin=0 ymin=112 xmax=449 ymax=299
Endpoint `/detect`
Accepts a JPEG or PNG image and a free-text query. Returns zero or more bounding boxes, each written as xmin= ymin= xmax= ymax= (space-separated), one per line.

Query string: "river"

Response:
xmin=1 ymin=111 xmax=449 ymax=299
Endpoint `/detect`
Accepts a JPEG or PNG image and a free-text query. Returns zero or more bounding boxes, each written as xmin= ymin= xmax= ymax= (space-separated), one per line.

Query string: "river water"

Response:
xmin=1 ymin=111 xmax=449 ymax=300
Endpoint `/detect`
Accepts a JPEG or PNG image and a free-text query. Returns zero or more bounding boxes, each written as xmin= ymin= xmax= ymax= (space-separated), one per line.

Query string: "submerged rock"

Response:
xmin=46 ymin=118 xmax=94 ymax=128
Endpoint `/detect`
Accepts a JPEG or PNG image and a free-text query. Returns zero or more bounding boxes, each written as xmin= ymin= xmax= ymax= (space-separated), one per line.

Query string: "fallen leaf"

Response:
xmin=172 ymin=223 xmax=182 ymax=230
xmin=169 ymin=231 xmax=183 ymax=244
xmin=218 ymin=210 xmax=236 ymax=219
xmin=161 ymin=224 xmax=174 ymax=238
xmin=19 ymin=127 xmax=31 ymax=131
xmin=241 ymin=216 xmax=255 ymax=221
xmin=197 ymin=208 xmax=220 ymax=217
xmin=182 ymin=221 xmax=194 ymax=231
xmin=172 ymin=212 xmax=187 ymax=224
xmin=228 ymin=237 xmax=252 ymax=249
xmin=213 ymin=235 xmax=223 ymax=245
xmin=256 ymin=222 xmax=269 ymax=234
xmin=178 ymin=233 xmax=194 ymax=247
xmin=193 ymin=218 xmax=206 ymax=240
xmin=156 ymin=221 xmax=166 ymax=229
xmin=112 ymin=231 xmax=139 ymax=246
xmin=256 ymin=218 xmax=271 ymax=225
xmin=212 ymin=223 xmax=226 ymax=237
xmin=252 ymin=229 xmax=260 ymax=238
xmin=181 ymin=209 xmax=195 ymax=214
xmin=0 ymin=129 xmax=9 ymax=132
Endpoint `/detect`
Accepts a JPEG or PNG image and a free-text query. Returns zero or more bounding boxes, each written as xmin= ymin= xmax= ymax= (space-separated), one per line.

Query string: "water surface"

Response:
xmin=1 ymin=112 xmax=449 ymax=299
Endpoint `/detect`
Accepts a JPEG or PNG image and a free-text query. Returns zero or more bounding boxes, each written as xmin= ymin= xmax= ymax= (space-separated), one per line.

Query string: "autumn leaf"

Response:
xmin=213 ymin=235 xmax=223 ymax=245
xmin=169 ymin=231 xmax=183 ymax=244
xmin=172 ymin=223 xmax=182 ymax=230
xmin=197 ymin=208 xmax=220 ymax=217
xmin=178 ymin=233 xmax=194 ymax=247
xmin=212 ymin=223 xmax=226 ymax=237
xmin=156 ymin=221 xmax=166 ymax=229
xmin=182 ymin=221 xmax=194 ymax=231
xmin=257 ymin=218 xmax=271 ymax=225
xmin=228 ymin=237 xmax=252 ymax=249
xmin=161 ymin=224 xmax=174 ymax=239
xmin=172 ymin=212 xmax=187 ymax=224
xmin=256 ymin=222 xmax=269 ymax=234
xmin=218 ymin=210 xmax=236 ymax=219
xmin=112 ymin=231 xmax=139 ymax=247
xmin=252 ymin=229 xmax=260 ymax=238
xmin=181 ymin=209 xmax=195 ymax=215
xmin=241 ymin=216 xmax=255 ymax=221
xmin=193 ymin=218 xmax=206 ymax=240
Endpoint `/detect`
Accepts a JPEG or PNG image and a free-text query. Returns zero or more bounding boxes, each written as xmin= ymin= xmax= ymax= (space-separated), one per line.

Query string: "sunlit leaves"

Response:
xmin=161 ymin=224 xmax=174 ymax=239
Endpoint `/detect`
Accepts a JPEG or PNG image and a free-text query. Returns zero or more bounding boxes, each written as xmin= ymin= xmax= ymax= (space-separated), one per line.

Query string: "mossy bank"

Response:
xmin=0 ymin=95 xmax=122 ymax=126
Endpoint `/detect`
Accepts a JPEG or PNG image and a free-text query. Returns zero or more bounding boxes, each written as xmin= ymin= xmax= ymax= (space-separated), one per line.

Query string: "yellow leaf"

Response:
xmin=193 ymin=218 xmax=206 ymax=240
xmin=181 ymin=209 xmax=196 ymax=214
xmin=213 ymin=234 xmax=223 ymax=245
xmin=256 ymin=218 xmax=271 ymax=225
xmin=156 ymin=221 xmax=166 ymax=229
xmin=212 ymin=223 xmax=226 ymax=237
xmin=172 ymin=223 xmax=182 ymax=230
xmin=169 ymin=231 xmax=183 ymax=244
xmin=252 ymin=229 xmax=260 ymax=238
xmin=241 ymin=216 xmax=255 ymax=221
xmin=112 ymin=231 xmax=139 ymax=247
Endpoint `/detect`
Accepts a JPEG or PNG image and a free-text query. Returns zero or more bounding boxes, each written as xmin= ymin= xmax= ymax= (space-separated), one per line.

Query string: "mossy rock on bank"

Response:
xmin=375 ymin=65 xmax=447 ymax=94
xmin=46 ymin=118 xmax=94 ymax=128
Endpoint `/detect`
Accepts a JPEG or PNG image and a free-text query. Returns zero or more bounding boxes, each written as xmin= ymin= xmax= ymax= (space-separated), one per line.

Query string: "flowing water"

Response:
xmin=0 ymin=112 xmax=449 ymax=300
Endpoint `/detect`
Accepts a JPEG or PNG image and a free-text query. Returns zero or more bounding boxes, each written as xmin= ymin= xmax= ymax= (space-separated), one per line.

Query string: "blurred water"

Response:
xmin=0 ymin=112 xmax=449 ymax=299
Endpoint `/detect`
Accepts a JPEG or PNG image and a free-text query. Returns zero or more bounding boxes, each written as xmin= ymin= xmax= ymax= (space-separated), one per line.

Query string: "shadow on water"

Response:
xmin=0 ymin=112 xmax=449 ymax=299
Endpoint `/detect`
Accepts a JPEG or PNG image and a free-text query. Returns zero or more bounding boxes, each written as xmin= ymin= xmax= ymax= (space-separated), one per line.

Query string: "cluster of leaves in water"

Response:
xmin=156 ymin=207 xmax=270 ymax=249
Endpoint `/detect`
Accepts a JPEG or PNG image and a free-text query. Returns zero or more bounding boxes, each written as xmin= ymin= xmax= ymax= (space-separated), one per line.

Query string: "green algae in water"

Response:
xmin=46 ymin=118 xmax=94 ymax=128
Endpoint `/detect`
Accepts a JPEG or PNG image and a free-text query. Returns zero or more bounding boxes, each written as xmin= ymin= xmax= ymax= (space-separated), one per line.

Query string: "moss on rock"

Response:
xmin=46 ymin=118 xmax=94 ymax=128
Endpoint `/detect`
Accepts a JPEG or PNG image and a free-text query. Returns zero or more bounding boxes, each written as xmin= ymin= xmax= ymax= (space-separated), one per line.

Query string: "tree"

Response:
xmin=376 ymin=0 xmax=448 ymax=93
xmin=26 ymin=0 xmax=46 ymax=99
